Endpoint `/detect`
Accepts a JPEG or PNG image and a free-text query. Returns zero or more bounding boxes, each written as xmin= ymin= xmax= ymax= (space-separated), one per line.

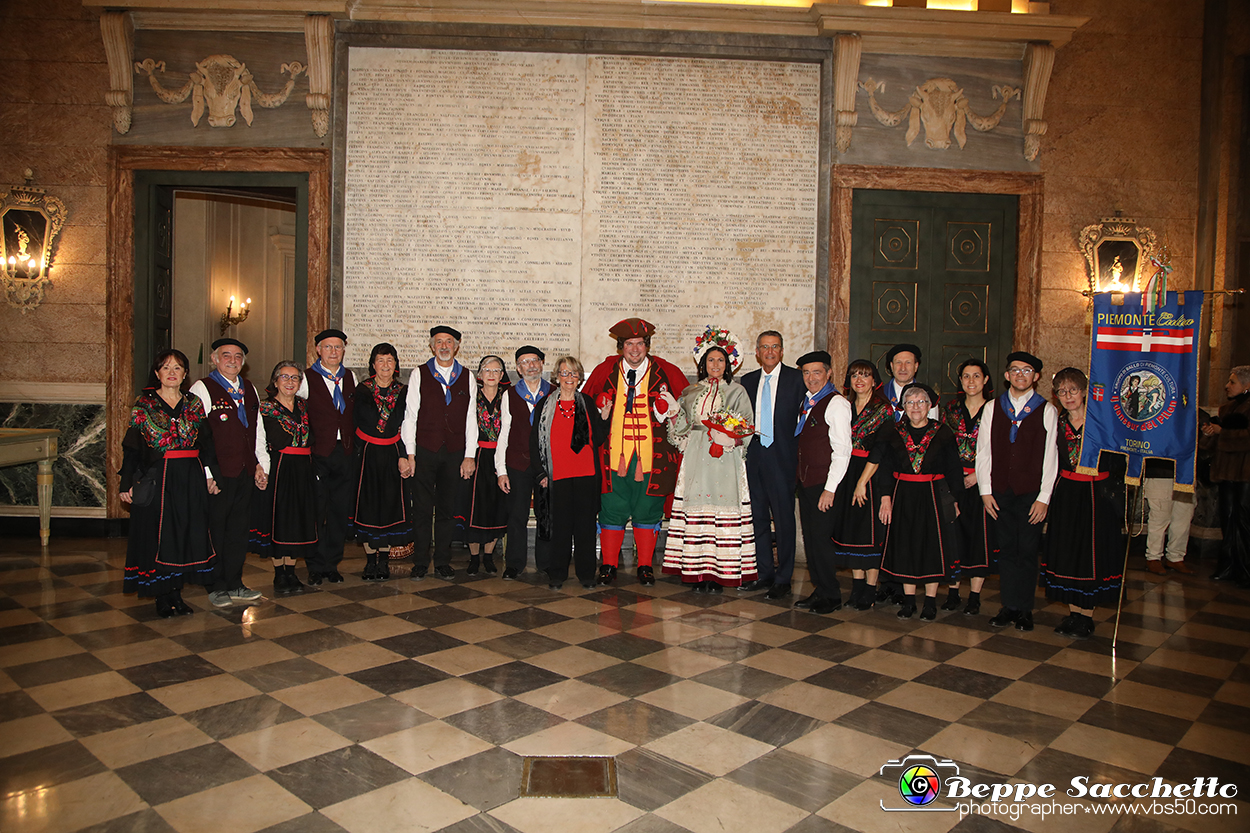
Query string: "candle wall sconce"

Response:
xmin=1 ymin=170 xmax=67 ymax=313
xmin=1078 ymin=215 xmax=1158 ymax=294
xmin=219 ymin=295 xmax=251 ymax=335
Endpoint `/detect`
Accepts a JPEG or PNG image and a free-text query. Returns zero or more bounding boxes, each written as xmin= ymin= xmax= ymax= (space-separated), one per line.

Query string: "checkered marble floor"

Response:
xmin=1 ymin=537 xmax=1247 ymax=833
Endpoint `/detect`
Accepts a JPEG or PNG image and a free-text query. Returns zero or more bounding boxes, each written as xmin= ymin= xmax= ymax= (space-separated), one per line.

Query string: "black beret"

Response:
xmin=211 ymin=338 xmax=248 ymax=355
xmin=900 ymin=382 xmax=939 ymax=409
xmin=314 ymin=329 xmax=347 ymax=345
xmin=430 ymin=326 xmax=462 ymax=341
xmin=795 ymin=350 xmax=832 ymax=368
xmin=515 ymin=345 xmax=545 ymax=362
xmin=886 ymin=343 xmax=923 ymax=365
xmin=1006 ymin=351 xmax=1043 ymax=373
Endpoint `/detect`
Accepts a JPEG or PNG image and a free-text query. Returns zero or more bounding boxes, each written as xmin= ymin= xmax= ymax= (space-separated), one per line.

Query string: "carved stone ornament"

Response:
xmin=1079 ymin=216 xmax=1159 ymax=293
xmin=1 ymin=171 xmax=67 ymax=313
xmin=859 ymin=76 xmax=1022 ymax=150
xmin=134 ymin=55 xmax=306 ymax=128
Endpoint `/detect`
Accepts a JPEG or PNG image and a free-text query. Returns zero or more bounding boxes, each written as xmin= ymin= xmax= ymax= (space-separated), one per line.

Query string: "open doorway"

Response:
xmin=172 ymin=187 xmax=297 ymax=384
xmin=132 ymin=171 xmax=310 ymax=397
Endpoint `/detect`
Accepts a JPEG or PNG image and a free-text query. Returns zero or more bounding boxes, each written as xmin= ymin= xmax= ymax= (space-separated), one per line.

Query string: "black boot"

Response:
xmin=284 ymin=565 xmax=305 ymax=595
xmin=857 ymin=581 xmax=877 ymax=611
xmin=362 ymin=551 xmax=379 ymax=581
xmin=941 ymin=587 xmax=961 ymax=611
xmin=377 ymin=552 xmax=391 ymax=581
xmin=273 ymin=565 xmax=290 ymax=596
xmin=963 ymin=591 xmax=981 ymax=616
xmin=920 ymin=595 xmax=938 ymax=621
xmin=482 ymin=551 xmax=498 ymax=574
xmin=155 ymin=593 xmax=176 ymax=619
xmin=466 ymin=552 xmax=481 ymax=576
xmin=171 ymin=588 xmax=194 ymax=615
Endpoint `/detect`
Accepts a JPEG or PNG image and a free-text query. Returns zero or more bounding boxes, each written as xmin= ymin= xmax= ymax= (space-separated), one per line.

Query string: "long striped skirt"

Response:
xmin=661 ymin=448 xmax=756 ymax=587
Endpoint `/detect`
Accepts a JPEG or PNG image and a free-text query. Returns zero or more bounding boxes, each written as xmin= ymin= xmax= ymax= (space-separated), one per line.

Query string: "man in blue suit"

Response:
xmin=739 ymin=331 xmax=806 ymax=599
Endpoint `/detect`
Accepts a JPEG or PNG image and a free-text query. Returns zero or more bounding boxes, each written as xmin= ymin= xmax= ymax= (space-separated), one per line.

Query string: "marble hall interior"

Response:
xmin=2 ymin=2 xmax=1250 ymax=833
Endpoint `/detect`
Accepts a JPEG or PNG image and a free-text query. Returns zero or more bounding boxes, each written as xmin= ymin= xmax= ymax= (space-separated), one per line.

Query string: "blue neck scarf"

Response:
xmin=1001 ymin=391 xmax=1046 ymax=442
xmin=210 ymin=370 xmax=248 ymax=428
xmin=795 ymin=382 xmax=835 ymax=437
xmin=311 ymin=360 xmax=346 ymax=413
xmin=518 ymin=378 xmax=552 ymax=424
xmin=887 ymin=381 xmax=906 ymax=421
xmin=427 ymin=358 xmax=463 ymax=405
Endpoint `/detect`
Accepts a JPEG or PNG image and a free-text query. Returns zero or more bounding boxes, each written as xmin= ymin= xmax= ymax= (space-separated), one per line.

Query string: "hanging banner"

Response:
xmin=1080 ymin=290 xmax=1203 ymax=489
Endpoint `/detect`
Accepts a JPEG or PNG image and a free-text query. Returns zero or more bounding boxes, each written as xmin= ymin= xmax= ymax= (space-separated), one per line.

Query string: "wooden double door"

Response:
xmin=849 ymin=190 xmax=1018 ymax=396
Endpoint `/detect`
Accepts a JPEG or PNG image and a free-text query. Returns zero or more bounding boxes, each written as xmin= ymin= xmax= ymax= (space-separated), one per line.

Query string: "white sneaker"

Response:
xmin=227 ymin=586 xmax=264 ymax=604
xmin=208 ymin=591 xmax=232 ymax=608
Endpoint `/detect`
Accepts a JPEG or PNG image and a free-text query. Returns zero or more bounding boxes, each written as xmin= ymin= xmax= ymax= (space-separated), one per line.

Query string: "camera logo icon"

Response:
xmin=879 ymin=754 xmax=959 ymax=813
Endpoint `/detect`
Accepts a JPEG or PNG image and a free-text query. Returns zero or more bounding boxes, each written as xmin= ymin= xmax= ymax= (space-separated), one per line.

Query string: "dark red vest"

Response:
xmin=200 ymin=376 xmax=259 ymax=478
xmin=504 ymin=386 xmax=535 ymax=472
xmin=415 ymin=364 xmax=471 ymax=454
xmin=990 ymin=396 xmax=1047 ymax=497
xmin=305 ymin=368 xmax=355 ymax=457
xmin=797 ymin=394 xmax=836 ymax=489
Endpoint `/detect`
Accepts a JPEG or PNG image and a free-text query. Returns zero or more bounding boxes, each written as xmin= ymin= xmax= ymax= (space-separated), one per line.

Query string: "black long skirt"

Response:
xmin=250 ymin=450 xmax=318 ymax=559
xmin=955 ymin=473 xmax=996 ymax=577
xmin=1041 ymin=474 xmax=1124 ymax=607
xmin=880 ymin=479 xmax=961 ymax=582
xmin=125 ymin=456 xmax=216 ymax=597
xmin=353 ymin=441 xmax=410 ymax=548
xmin=466 ymin=446 xmax=507 ymax=544
xmin=831 ymin=455 xmax=886 ymax=570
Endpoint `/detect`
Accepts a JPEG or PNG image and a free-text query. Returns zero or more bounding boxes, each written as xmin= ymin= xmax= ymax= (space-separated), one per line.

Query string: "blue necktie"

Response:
xmin=760 ymin=374 xmax=773 ymax=448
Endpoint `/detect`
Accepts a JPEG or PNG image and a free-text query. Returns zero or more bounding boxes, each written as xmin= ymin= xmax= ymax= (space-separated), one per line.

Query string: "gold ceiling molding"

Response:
xmin=91 ymin=2 xmax=1088 ymax=59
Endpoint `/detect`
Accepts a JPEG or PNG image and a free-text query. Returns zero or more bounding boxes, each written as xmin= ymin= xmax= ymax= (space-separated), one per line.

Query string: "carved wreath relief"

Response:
xmin=135 ymin=55 xmax=305 ymax=128
xmin=859 ymin=76 xmax=1021 ymax=150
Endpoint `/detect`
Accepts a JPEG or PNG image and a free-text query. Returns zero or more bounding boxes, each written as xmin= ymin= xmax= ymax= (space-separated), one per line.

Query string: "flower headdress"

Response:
xmin=692 ymin=325 xmax=743 ymax=373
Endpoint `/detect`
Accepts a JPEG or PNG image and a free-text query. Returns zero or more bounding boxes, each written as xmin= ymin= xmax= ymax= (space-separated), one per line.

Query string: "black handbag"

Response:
xmin=535 ymin=483 xmax=553 ymax=542
xmin=130 ymin=465 xmax=160 ymax=507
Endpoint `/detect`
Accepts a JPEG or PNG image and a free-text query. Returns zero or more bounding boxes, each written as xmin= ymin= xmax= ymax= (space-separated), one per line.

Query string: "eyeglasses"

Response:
xmin=1055 ymin=388 xmax=1082 ymax=397
xmin=757 ymin=344 xmax=782 ymax=352
xmin=276 ymin=374 xmax=300 ymax=382
xmin=558 ymin=371 xmax=580 ymax=379
xmin=903 ymin=399 xmax=930 ymax=408
xmin=480 ymin=368 xmax=504 ymax=375
xmin=518 ymin=358 xmax=542 ymax=367
xmin=1007 ymin=367 xmax=1036 ymax=376
xmin=850 ymin=370 xmax=874 ymax=379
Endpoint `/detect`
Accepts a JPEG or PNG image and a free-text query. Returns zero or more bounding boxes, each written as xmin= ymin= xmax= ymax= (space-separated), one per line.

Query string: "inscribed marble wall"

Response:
xmin=341 ymin=48 xmax=820 ymax=370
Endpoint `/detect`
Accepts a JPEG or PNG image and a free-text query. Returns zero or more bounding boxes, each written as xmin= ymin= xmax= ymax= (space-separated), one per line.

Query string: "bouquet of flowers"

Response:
xmin=701 ymin=409 xmax=756 ymax=457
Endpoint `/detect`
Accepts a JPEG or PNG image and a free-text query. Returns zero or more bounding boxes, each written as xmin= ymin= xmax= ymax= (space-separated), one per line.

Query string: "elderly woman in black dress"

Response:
xmin=854 ymin=383 xmax=964 ymax=620
xmin=463 ymin=355 xmax=510 ymax=575
xmin=251 ymin=361 xmax=316 ymax=596
xmin=531 ymin=356 xmax=608 ymax=590
xmin=1041 ymin=367 xmax=1125 ymax=639
xmin=831 ymin=359 xmax=893 ymax=609
xmin=119 ymin=349 xmax=218 ymax=618
xmin=353 ymin=343 xmax=410 ymax=581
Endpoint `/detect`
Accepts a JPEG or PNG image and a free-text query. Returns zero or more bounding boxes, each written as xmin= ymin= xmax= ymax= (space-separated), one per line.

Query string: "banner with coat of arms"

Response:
xmin=1079 ymin=290 xmax=1203 ymax=489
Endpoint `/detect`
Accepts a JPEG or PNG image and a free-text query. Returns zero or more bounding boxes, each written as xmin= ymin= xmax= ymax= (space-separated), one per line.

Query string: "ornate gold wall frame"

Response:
xmin=1078 ymin=216 xmax=1158 ymax=293
xmin=1 ymin=172 xmax=67 ymax=313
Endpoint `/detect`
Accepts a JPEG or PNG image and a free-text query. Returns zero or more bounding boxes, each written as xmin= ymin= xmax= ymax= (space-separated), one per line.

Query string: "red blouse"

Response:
xmin=551 ymin=399 xmax=595 ymax=480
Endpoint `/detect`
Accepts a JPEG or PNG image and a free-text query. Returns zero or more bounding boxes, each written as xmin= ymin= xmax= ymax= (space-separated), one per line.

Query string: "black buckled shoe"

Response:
xmin=941 ymin=590 xmax=962 ymax=611
xmin=963 ymin=596 xmax=981 ymax=616
xmin=897 ymin=600 xmax=916 ymax=619
xmin=637 ymin=566 xmax=655 ymax=586
xmin=597 ymin=564 xmax=617 ymax=586
xmin=326 ymin=570 xmax=344 ymax=584
xmin=306 ymin=571 xmax=324 ymax=586
xmin=1015 ymin=611 xmax=1035 ymax=632
xmin=988 ymin=608 xmax=1019 ymax=628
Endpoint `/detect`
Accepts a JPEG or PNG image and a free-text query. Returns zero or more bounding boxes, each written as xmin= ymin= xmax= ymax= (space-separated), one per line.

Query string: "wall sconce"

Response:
xmin=1 ymin=170 xmax=67 ymax=313
xmin=1078 ymin=215 xmax=1158 ymax=294
xmin=219 ymin=294 xmax=251 ymax=335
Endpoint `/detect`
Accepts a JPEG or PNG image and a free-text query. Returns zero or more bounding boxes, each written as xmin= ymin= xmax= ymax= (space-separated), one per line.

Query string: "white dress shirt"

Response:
xmin=495 ymin=378 xmax=546 ymax=477
xmin=818 ymin=393 xmax=854 ymax=493
xmin=400 ymin=361 xmax=478 ymax=459
xmin=188 ymin=376 xmax=264 ymax=481
xmin=975 ymin=390 xmax=1060 ymax=504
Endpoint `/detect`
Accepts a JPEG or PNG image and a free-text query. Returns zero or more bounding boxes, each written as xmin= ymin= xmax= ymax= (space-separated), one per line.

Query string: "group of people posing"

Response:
xmin=119 ymin=319 xmax=1133 ymax=640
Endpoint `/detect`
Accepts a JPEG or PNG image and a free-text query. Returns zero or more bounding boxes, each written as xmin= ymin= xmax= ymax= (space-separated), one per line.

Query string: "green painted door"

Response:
xmin=849 ymin=190 xmax=1018 ymax=396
